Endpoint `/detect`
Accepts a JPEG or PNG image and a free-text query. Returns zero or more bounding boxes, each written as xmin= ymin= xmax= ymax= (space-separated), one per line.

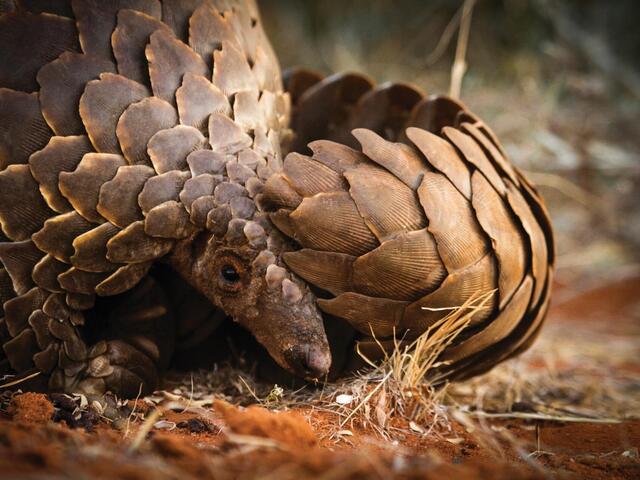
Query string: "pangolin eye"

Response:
xmin=220 ymin=264 xmax=241 ymax=283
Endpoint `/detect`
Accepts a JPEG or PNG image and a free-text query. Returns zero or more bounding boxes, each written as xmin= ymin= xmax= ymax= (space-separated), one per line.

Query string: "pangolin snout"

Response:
xmin=284 ymin=344 xmax=331 ymax=380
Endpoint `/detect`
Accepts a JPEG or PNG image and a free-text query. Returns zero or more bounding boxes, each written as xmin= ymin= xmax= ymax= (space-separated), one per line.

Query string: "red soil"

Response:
xmin=0 ymin=276 xmax=638 ymax=479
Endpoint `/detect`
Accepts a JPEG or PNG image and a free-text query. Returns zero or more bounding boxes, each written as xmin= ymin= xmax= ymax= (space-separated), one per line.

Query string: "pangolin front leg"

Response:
xmin=80 ymin=276 xmax=175 ymax=397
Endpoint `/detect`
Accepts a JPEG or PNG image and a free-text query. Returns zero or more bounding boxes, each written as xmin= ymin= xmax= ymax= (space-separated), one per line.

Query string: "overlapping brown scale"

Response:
xmin=97 ymin=165 xmax=155 ymax=228
xmin=71 ymin=0 xmax=161 ymax=60
xmin=516 ymin=172 xmax=555 ymax=265
xmin=290 ymin=73 xmax=374 ymax=152
xmin=204 ymin=204 xmax=229 ymax=236
xmin=66 ymin=292 xmax=95 ymax=311
xmin=213 ymin=181 xmax=247 ymax=204
xmin=3 ymin=327 xmax=38 ymax=370
xmin=461 ymin=122 xmax=520 ymax=187
xmin=266 ymin=209 xmax=294 ymax=238
xmin=106 ymin=221 xmax=173 ymax=263
xmin=179 ymin=174 xmax=221 ymax=212
xmin=112 ymin=9 xmax=172 ymax=87
xmin=0 ymin=268 xmax=14 ymax=310
xmin=59 ymin=152 xmax=127 ymax=223
xmin=187 ymin=150 xmax=227 ymax=176
xmin=161 ymin=0 xmax=205 ymax=41
xmin=42 ymin=292 xmax=70 ymax=320
xmin=402 ymin=252 xmax=498 ymax=331
xmin=212 ymin=42 xmax=257 ymax=96
xmin=0 ymin=240 xmax=43 ymax=295
xmin=47 ymin=316 xmax=74 ymax=341
xmin=190 ymin=196 xmax=217 ymax=227
xmin=208 ymin=113 xmax=253 ymax=154
xmin=406 ymin=95 xmax=465 ymax=134
xmin=352 ymin=229 xmax=447 ymax=301
xmin=95 ymin=261 xmax=152 ymax=297
xmin=345 ymin=163 xmax=426 ymax=242
xmin=224 ymin=3 xmax=260 ymax=62
xmin=176 ymin=73 xmax=231 ymax=133
xmin=33 ymin=342 xmax=59 ymax=373
xmin=282 ymin=249 xmax=354 ymax=296
xmin=230 ymin=195 xmax=256 ymax=220
xmin=503 ymin=269 xmax=553 ymax=360
xmin=70 ymin=222 xmax=122 ymax=272
xmin=29 ymin=136 xmax=93 ymax=213
xmin=256 ymin=173 xmax=301 ymax=211
xmin=233 ymin=90 xmax=264 ymax=131
xmin=252 ymin=44 xmax=281 ymax=93
xmin=505 ymin=181 xmax=549 ymax=306
xmin=352 ymin=129 xmax=428 ymax=190
xmin=449 ymin=270 xmax=552 ymax=381
xmin=0 ymin=165 xmax=54 ymax=241
xmin=32 ymin=254 xmax=67 ymax=293
xmin=443 ymin=127 xmax=507 ymax=196
xmin=283 ymin=153 xmax=348 ymax=197
xmin=0 ymin=89 xmax=52 ymax=169
xmin=146 ymin=29 xmax=208 ymax=105
xmin=37 ymin=52 xmax=116 ymax=136
xmin=145 ymin=201 xmax=196 ymax=239
xmin=28 ymin=309 xmax=54 ymax=349
xmin=288 ymin=192 xmax=378 ymax=256
xmin=18 ymin=0 xmax=74 ymax=17
xmin=63 ymin=332 xmax=88 ymax=362
xmin=0 ymin=11 xmax=79 ymax=92
xmin=405 ymin=127 xmax=471 ymax=199
xmin=79 ymin=73 xmax=149 ymax=154
xmin=318 ymin=292 xmax=407 ymax=338
xmin=347 ymin=83 xmax=424 ymax=141
xmin=32 ymin=212 xmax=95 ymax=263
xmin=257 ymin=90 xmax=280 ymax=131
xmin=58 ymin=267 xmax=109 ymax=295
xmin=189 ymin=1 xmax=240 ymax=70
xmin=417 ymin=171 xmax=488 ymax=270
xmin=139 ymin=170 xmax=191 ymax=213
xmin=283 ymin=67 xmax=323 ymax=106
xmin=148 ymin=125 xmax=206 ymax=174
xmin=442 ymin=275 xmax=533 ymax=364
xmin=116 ymin=97 xmax=178 ymax=166
xmin=307 ymin=140 xmax=367 ymax=174
xmin=3 ymin=287 xmax=47 ymax=337
xmin=471 ymin=171 xmax=526 ymax=308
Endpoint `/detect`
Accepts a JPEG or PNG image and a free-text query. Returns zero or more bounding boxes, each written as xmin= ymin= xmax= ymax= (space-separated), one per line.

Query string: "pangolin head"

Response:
xmin=170 ymin=217 xmax=331 ymax=380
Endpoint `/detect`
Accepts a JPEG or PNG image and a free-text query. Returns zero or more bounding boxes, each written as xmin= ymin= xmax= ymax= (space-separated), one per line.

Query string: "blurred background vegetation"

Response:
xmin=261 ymin=0 xmax=640 ymax=295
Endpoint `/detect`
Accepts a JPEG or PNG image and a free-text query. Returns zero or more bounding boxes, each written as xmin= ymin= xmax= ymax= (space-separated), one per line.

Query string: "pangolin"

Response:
xmin=0 ymin=1 xmax=553 ymax=396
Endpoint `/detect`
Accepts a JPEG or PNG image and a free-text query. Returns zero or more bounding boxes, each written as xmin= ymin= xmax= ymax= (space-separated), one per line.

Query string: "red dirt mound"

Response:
xmin=8 ymin=393 xmax=54 ymax=424
xmin=214 ymin=399 xmax=317 ymax=449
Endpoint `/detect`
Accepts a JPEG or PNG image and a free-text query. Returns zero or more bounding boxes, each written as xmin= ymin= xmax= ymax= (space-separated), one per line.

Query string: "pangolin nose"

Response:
xmin=289 ymin=345 xmax=331 ymax=379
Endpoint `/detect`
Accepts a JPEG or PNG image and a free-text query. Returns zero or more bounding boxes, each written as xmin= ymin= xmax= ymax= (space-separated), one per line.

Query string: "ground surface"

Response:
xmin=1 ymin=272 xmax=638 ymax=479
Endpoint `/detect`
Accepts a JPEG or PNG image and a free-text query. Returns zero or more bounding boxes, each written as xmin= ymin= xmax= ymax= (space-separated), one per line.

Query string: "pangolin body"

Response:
xmin=267 ymin=70 xmax=555 ymax=381
xmin=0 ymin=1 xmax=554 ymax=396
